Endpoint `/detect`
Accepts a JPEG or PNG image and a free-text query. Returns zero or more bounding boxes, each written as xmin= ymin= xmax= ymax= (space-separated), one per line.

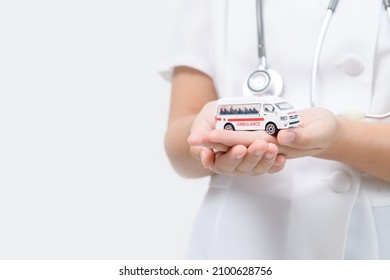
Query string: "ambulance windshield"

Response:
xmin=275 ymin=102 xmax=293 ymax=110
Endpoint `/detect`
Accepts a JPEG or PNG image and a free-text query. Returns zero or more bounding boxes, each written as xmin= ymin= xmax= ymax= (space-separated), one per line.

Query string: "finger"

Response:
xmin=187 ymin=132 xmax=209 ymax=148
xmin=211 ymin=145 xmax=247 ymax=175
xmin=208 ymin=129 xmax=276 ymax=148
xmin=189 ymin=146 xmax=215 ymax=169
xmin=234 ymin=140 xmax=268 ymax=174
xmin=200 ymin=148 xmax=216 ymax=169
xmin=268 ymin=154 xmax=286 ymax=174
xmin=188 ymin=133 xmax=230 ymax=152
xmin=251 ymin=143 xmax=278 ymax=175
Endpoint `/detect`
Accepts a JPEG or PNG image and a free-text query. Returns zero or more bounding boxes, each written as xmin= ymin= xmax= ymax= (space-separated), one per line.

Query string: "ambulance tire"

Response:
xmin=224 ymin=123 xmax=235 ymax=131
xmin=265 ymin=122 xmax=278 ymax=135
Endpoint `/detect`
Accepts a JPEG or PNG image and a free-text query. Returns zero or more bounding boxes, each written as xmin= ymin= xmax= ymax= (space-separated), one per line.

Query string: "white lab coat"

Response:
xmin=160 ymin=0 xmax=390 ymax=259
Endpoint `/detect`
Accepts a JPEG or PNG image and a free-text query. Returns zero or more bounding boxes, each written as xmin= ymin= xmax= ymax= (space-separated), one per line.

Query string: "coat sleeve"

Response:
xmin=158 ymin=0 xmax=214 ymax=82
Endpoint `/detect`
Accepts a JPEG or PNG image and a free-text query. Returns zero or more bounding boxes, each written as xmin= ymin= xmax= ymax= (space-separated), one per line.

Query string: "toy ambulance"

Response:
xmin=215 ymin=95 xmax=300 ymax=135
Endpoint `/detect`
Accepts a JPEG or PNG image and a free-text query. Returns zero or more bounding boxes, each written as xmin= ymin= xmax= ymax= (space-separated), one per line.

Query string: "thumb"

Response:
xmin=277 ymin=127 xmax=325 ymax=150
xmin=277 ymin=128 xmax=313 ymax=149
xmin=277 ymin=130 xmax=297 ymax=146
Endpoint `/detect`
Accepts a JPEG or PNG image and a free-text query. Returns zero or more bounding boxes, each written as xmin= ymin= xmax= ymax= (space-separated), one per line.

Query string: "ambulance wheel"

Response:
xmin=265 ymin=122 xmax=278 ymax=135
xmin=224 ymin=123 xmax=235 ymax=131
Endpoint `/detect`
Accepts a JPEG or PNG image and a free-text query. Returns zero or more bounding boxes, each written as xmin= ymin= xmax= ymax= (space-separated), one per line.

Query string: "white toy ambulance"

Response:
xmin=215 ymin=95 xmax=300 ymax=135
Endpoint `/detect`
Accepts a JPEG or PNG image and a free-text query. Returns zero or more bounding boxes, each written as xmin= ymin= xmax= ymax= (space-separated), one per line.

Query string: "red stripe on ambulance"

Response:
xmin=227 ymin=117 xmax=264 ymax=122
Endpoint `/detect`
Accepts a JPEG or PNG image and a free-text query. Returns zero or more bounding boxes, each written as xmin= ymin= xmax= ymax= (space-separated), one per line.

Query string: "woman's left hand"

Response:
xmin=276 ymin=107 xmax=340 ymax=159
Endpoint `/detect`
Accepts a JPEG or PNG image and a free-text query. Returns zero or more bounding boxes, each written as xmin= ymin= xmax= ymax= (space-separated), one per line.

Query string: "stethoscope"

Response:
xmin=243 ymin=0 xmax=390 ymax=119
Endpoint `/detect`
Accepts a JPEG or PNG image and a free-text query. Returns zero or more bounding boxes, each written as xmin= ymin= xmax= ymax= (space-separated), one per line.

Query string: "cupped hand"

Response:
xmin=187 ymin=101 xmax=285 ymax=176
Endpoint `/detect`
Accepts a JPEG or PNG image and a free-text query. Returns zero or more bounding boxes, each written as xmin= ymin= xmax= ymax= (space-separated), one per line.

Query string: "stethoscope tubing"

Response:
xmin=244 ymin=0 xmax=283 ymax=97
xmin=310 ymin=8 xmax=335 ymax=108
xmin=256 ymin=0 xmax=267 ymax=69
xmin=385 ymin=0 xmax=390 ymax=18
xmin=252 ymin=0 xmax=390 ymax=119
xmin=311 ymin=0 xmax=390 ymax=119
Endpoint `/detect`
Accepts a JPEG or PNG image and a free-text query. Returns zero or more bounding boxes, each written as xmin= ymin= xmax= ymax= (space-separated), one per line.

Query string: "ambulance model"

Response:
xmin=215 ymin=95 xmax=300 ymax=135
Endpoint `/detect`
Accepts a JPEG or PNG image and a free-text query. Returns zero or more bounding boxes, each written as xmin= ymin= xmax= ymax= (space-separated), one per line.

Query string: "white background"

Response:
xmin=0 ymin=0 xmax=208 ymax=259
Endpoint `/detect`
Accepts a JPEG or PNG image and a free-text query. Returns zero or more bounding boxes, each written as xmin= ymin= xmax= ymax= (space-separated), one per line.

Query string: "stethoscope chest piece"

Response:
xmin=243 ymin=68 xmax=284 ymax=97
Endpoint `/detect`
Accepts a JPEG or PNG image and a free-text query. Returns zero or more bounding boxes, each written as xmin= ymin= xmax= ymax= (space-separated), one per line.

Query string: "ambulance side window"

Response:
xmin=251 ymin=104 xmax=260 ymax=114
xmin=264 ymin=104 xmax=275 ymax=113
xmin=219 ymin=106 xmax=229 ymax=115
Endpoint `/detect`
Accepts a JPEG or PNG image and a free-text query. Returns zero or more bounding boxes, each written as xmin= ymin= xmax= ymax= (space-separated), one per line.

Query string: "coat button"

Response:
xmin=330 ymin=170 xmax=352 ymax=193
xmin=341 ymin=55 xmax=364 ymax=76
